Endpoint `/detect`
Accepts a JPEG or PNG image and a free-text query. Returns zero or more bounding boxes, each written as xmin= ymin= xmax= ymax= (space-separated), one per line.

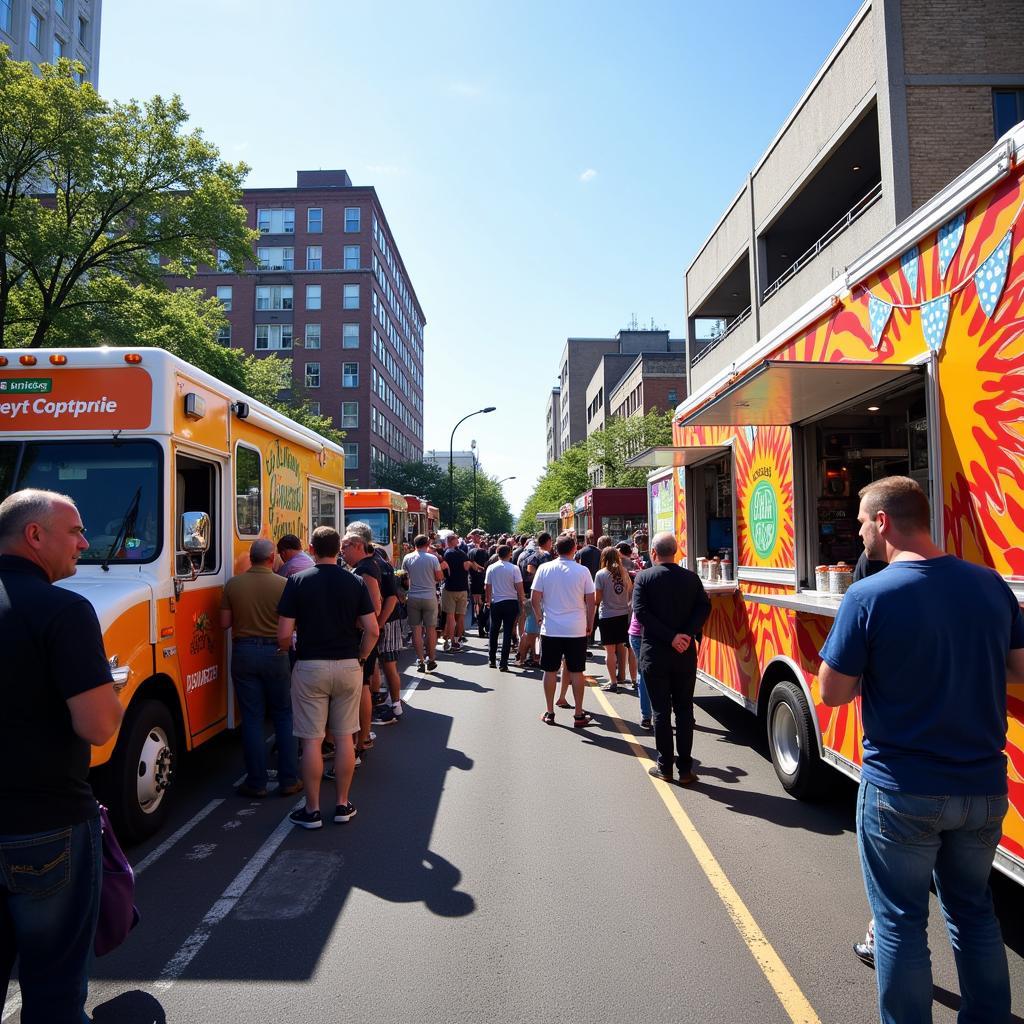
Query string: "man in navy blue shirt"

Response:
xmin=818 ymin=476 xmax=1024 ymax=1024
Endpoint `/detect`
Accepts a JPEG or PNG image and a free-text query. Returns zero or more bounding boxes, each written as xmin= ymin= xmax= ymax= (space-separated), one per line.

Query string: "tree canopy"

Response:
xmin=0 ymin=49 xmax=341 ymax=444
xmin=516 ymin=408 xmax=673 ymax=532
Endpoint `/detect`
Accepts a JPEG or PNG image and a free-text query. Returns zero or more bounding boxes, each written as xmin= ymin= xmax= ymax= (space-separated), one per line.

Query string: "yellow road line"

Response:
xmin=589 ymin=687 xmax=823 ymax=1024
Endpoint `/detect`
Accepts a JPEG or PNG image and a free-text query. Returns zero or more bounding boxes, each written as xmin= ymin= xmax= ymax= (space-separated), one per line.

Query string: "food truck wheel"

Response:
xmin=109 ymin=698 xmax=177 ymax=843
xmin=766 ymin=681 xmax=827 ymax=800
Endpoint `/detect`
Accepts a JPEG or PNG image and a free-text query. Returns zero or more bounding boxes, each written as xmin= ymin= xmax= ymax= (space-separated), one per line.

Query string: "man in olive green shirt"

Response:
xmin=220 ymin=538 xmax=301 ymax=797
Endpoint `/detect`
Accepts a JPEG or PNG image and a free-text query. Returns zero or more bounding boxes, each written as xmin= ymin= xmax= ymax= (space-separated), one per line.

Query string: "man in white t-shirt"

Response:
xmin=531 ymin=533 xmax=596 ymax=728
xmin=484 ymin=544 xmax=524 ymax=671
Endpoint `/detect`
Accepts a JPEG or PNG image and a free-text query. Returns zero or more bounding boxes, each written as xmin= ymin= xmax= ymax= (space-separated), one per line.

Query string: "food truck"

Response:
xmin=633 ymin=125 xmax=1024 ymax=885
xmin=404 ymin=494 xmax=428 ymax=541
xmin=344 ymin=488 xmax=410 ymax=564
xmin=559 ymin=502 xmax=575 ymax=535
xmin=572 ymin=487 xmax=647 ymax=542
xmin=426 ymin=503 xmax=440 ymax=538
xmin=0 ymin=347 xmax=346 ymax=840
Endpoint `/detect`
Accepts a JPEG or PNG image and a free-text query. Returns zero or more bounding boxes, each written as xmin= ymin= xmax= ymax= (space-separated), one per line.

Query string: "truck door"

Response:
xmin=174 ymin=450 xmax=228 ymax=740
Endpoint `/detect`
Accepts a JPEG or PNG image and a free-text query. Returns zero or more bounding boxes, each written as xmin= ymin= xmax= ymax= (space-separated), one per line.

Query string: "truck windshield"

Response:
xmin=344 ymin=508 xmax=390 ymax=546
xmin=0 ymin=440 xmax=162 ymax=564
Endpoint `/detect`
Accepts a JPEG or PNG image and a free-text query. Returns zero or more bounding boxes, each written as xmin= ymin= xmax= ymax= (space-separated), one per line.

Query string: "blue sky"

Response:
xmin=101 ymin=0 xmax=862 ymax=515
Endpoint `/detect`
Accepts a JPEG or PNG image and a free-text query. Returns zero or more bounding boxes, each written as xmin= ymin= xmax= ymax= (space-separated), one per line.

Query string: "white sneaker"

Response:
xmin=392 ymin=700 xmax=403 ymax=717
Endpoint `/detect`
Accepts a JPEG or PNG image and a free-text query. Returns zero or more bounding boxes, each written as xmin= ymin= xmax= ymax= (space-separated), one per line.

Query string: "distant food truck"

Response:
xmin=632 ymin=124 xmax=1024 ymax=886
xmin=404 ymin=494 xmax=427 ymax=542
xmin=344 ymin=488 xmax=410 ymax=564
xmin=572 ymin=487 xmax=647 ymax=541
xmin=0 ymin=347 xmax=346 ymax=840
xmin=426 ymin=503 xmax=440 ymax=538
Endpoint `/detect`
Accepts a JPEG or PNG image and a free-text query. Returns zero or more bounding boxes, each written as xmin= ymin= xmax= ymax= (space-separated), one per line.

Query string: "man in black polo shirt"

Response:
xmin=440 ymin=534 xmax=470 ymax=653
xmin=278 ymin=526 xmax=378 ymax=829
xmin=0 ymin=489 xmax=124 ymax=1022
xmin=466 ymin=529 xmax=490 ymax=637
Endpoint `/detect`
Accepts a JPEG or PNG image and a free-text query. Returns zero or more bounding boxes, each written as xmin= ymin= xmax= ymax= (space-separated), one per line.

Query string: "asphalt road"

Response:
xmin=5 ymin=635 xmax=1023 ymax=1023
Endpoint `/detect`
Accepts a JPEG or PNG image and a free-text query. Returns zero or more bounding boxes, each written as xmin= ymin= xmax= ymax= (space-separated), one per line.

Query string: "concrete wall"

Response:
xmin=689 ymin=316 xmax=756 ymax=394
xmin=685 ymin=187 xmax=750 ymax=310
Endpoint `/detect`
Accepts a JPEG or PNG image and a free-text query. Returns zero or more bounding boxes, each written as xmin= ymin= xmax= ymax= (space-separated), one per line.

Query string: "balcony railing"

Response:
xmin=691 ymin=304 xmax=752 ymax=367
xmin=762 ymin=182 xmax=883 ymax=302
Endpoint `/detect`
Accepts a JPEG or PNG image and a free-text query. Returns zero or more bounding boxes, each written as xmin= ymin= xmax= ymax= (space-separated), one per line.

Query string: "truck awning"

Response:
xmin=680 ymin=360 xmax=918 ymax=427
xmin=626 ymin=444 xmax=731 ymax=469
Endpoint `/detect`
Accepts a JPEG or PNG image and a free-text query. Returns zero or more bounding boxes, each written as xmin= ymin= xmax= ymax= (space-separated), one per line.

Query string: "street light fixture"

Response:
xmin=449 ymin=406 xmax=495 ymax=532
xmin=496 ymin=476 xmax=517 ymax=485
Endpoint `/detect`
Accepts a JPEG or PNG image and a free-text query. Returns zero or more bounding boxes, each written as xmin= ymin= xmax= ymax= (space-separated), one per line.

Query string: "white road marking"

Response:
xmin=155 ymin=800 xmax=304 ymax=992
xmin=222 ymin=819 xmax=241 ymax=830
xmin=133 ymin=798 xmax=224 ymax=876
xmin=185 ymin=843 xmax=218 ymax=862
xmin=1 ymin=986 xmax=20 ymax=1022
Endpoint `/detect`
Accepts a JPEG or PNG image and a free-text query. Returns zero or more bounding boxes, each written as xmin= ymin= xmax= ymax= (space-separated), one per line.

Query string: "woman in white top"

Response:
xmin=594 ymin=546 xmax=634 ymax=692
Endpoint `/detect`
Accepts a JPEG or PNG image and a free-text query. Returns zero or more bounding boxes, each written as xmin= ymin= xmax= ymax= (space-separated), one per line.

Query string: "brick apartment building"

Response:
xmin=166 ymin=169 xmax=425 ymax=487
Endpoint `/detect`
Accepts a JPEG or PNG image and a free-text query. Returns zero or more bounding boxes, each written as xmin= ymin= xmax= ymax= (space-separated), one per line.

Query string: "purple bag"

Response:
xmin=94 ymin=805 xmax=140 ymax=956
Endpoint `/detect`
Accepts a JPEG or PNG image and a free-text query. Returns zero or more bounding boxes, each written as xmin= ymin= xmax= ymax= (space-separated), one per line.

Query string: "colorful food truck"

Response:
xmin=633 ymin=125 xmax=1024 ymax=885
xmin=344 ymin=488 xmax=410 ymax=564
xmin=572 ymin=487 xmax=647 ymax=542
xmin=0 ymin=347 xmax=346 ymax=840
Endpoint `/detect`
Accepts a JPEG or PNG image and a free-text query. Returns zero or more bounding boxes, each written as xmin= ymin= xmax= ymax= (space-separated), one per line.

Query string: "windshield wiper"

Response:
xmin=101 ymin=487 xmax=142 ymax=572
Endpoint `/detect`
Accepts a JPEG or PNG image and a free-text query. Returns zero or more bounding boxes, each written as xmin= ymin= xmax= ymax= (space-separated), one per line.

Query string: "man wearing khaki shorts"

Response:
xmin=440 ymin=534 xmax=470 ymax=653
xmin=277 ymin=526 xmax=378 ymax=829
xmin=401 ymin=534 xmax=443 ymax=672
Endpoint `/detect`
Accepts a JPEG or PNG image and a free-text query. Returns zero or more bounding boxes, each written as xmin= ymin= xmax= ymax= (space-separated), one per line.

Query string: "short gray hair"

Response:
xmin=651 ymin=532 xmax=677 ymax=559
xmin=0 ymin=489 xmax=74 ymax=545
xmin=249 ymin=538 xmax=275 ymax=564
xmin=345 ymin=520 xmax=373 ymax=544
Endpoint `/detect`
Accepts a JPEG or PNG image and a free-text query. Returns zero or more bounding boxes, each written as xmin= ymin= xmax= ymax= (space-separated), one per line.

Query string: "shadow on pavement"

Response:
xmin=91 ymin=990 xmax=166 ymax=1022
xmin=93 ymin=703 xmax=476 ymax=984
xmin=696 ymin=779 xmax=854 ymax=836
xmin=931 ymin=982 xmax=1024 ymax=1023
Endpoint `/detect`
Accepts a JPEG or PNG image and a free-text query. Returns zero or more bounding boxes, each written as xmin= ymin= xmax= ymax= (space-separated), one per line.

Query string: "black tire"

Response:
xmin=107 ymin=698 xmax=177 ymax=843
xmin=766 ymin=680 xmax=828 ymax=800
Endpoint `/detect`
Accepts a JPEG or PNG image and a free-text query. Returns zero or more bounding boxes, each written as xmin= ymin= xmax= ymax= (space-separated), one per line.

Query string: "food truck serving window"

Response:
xmin=234 ymin=443 xmax=262 ymax=537
xmin=0 ymin=439 xmax=162 ymax=563
xmin=689 ymin=450 xmax=735 ymax=571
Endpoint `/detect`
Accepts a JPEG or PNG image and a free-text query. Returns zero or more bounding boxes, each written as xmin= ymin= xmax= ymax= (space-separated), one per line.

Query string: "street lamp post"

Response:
xmin=496 ymin=475 xmax=516 ymax=486
xmin=449 ymin=406 xmax=495 ymax=532
xmin=471 ymin=441 xmax=478 ymax=529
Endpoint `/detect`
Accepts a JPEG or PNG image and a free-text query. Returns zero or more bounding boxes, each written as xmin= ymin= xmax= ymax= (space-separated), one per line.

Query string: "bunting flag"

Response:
xmin=868 ymin=294 xmax=892 ymax=349
xmin=921 ymin=294 xmax=951 ymax=352
xmin=901 ymin=246 xmax=920 ymax=297
xmin=974 ymin=230 xmax=1012 ymax=318
xmin=937 ymin=213 xmax=965 ymax=278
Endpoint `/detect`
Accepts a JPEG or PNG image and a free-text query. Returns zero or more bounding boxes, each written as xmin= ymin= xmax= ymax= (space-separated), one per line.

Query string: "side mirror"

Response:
xmin=182 ymin=511 xmax=210 ymax=553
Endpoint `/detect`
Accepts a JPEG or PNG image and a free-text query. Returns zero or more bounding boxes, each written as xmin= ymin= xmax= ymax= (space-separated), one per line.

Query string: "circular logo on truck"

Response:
xmin=749 ymin=479 xmax=778 ymax=560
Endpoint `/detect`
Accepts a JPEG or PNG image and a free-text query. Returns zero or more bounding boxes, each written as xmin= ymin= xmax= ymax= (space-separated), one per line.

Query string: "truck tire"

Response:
xmin=108 ymin=698 xmax=177 ymax=843
xmin=766 ymin=680 xmax=828 ymax=800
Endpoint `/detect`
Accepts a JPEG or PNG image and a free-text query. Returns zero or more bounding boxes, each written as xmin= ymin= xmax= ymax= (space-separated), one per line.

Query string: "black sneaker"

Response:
xmin=416 ymin=659 xmax=426 ymax=672
xmin=334 ymin=803 xmax=357 ymax=823
xmin=289 ymin=807 xmax=323 ymax=830
xmin=853 ymin=940 xmax=875 ymax=969
xmin=488 ymin=660 xmax=497 ymax=669
xmin=372 ymin=704 xmax=397 ymax=725
xmin=426 ymin=658 xmax=437 ymax=672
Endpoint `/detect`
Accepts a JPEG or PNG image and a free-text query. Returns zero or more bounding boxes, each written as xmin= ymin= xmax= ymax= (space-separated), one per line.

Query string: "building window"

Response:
xmin=344 ymin=443 xmax=359 ymax=470
xmin=217 ymin=325 xmax=231 ymax=347
xmin=993 ymin=89 xmax=1024 ymax=139
xmin=342 ymin=362 xmax=359 ymax=387
xmin=343 ymin=245 xmax=360 ymax=270
xmin=255 ymin=324 xmax=293 ymax=350
xmin=307 ymin=401 xmax=321 ymax=415
xmin=55 ymin=0 xmax=64 ymax=17
xmin=256 ymin=246 xmax=294 ymax=271
xmin=255 ymin=285 xmax=293 ymax=310
xmin=53 ymin=36 xmax=64 ymax=62
xmin=305 ymin=284 xmax=321 ymax=310
xmin=257 ymin=208 xmax=295 ymax=234
xmin=216 ymin=286 xmax=232 ymax=310
xmin=344 ymin=207 xmax=360 ymax=232
xmin=343 ymin=284 xmax=359 ymax=309
xmin=307 ymin=207 xmax=323 ymax=233
xmin=29 ymin=12 xmax=41 ymax=48
xmin=667 ymin=389 xmax=677 ymax=405
xmin=341 ymin=402 xmax=358 ymax=428
xmin=306 ymin=245 xmax=322 ymax=270
xmin=304 ymin=323 xmax=321 ymax=349
xmin=235 ymin=444 xmax=262 ymax=537
xmin=78 ymin=16 xmax=87 ymax=44
xmin=216 ymin=248 xmax=230 ymax=271
xmin=0 ymin=0 xmax=11 ymax=33
xmin=305 ymin=362 xmax=321 ymax=388
xmin=342 ymin=323 xmax=359 ymax=349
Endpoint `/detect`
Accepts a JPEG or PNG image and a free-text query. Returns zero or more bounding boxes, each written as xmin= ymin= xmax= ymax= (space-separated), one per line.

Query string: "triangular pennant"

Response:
xmin=901 ymin=246 xmax=919 ymax=297
xmin=921 ymin=294 xmax=951 ymax=352
xmin=868 ymin=294 xmax=892 ymax=349
xmin=974 ymin=230 xmax=1012 ymax=318
xmin=937 ymin=213 xmax=965 ymax=278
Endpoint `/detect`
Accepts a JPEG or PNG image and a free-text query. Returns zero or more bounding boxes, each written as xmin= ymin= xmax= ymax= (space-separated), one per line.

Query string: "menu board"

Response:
xmin=650 ymin=474 xmax=674 ymax=536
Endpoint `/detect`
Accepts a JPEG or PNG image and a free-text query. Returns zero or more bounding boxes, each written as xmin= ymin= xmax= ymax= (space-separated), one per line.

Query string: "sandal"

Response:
xmin=555 ymin=700 xmax=572 ymax=709
xmin=542 ymin=711 xmax=555 ymax=725
xmin=573 ymin=713 xmax=595 ymax=729
xmin=601 ymin=683 xmax=619 ymax=693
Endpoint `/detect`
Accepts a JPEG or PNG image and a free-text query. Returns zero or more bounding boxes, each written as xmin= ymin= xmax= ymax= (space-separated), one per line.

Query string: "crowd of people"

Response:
xmin=2 ymin=479 xmax=1021 ymax=1024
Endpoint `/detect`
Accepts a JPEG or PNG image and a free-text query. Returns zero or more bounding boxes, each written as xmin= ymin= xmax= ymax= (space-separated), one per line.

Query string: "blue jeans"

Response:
xmin=0 ymin=815 xmax=101 ymax=1024
xmin=232 ymin=639 xmax=298 ymax=789
xmin=857 ymin=780 xmax=1010 ymax=1024
xmin=629 ymin=635 xmax=651 ymax=720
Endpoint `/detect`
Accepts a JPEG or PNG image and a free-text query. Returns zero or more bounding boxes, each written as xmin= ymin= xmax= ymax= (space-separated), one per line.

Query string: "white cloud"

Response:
xmin=579 ymin=168 xmax=598 ymax=184
xmin=447 ymin=81 xmax=483 ymax=99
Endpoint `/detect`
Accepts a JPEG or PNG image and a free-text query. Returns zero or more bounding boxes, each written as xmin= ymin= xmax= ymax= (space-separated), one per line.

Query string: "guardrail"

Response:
xmin=762 ymin=182 xmax=883 ymax=302
xmin=691 ymin=305 xmax=752 ymax=367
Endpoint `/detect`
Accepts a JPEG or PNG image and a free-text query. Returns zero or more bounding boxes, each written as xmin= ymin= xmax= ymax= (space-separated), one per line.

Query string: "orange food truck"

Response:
xmin=344 ymin=488 xmax=410 ymax=564
xmin=635 ymin=125 xmax=1024 ymax=886
xmin=426 ymin=503 xmax=440 ymax=538
xmin=0 ymin=348 xmax=346 ymax=840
